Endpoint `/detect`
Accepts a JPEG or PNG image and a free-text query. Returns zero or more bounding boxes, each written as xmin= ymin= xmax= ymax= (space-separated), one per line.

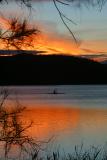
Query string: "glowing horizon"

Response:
xmin=0 ymin=1 xmax=107 ymax=61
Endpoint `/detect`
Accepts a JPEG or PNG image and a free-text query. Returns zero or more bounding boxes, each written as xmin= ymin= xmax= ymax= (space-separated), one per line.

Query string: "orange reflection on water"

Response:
xmin=21 ymin=105 xmax=80 ymax=140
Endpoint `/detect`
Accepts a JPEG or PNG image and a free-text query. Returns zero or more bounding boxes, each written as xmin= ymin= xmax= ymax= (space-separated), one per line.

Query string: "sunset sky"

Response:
xmin=1 ymin=0 xmax=107 ymax=61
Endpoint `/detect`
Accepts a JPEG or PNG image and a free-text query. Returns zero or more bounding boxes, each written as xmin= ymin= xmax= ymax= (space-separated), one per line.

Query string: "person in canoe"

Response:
xmin=53 ymin=89 xmax=58 ymax=94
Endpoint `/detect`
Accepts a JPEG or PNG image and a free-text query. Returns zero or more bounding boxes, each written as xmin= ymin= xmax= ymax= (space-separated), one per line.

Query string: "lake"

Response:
xmin=2 ymin=85 xmax=107 ymax=153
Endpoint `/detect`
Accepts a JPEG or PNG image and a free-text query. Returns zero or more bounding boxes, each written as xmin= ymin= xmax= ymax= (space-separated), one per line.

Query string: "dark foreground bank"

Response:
xmin=32 ymin=146 xmax=107 ymax=160
xmin=1 ymin=54 xmax=107 ymax=85
xmin=4 ymin=145 xmax=107 ymax=160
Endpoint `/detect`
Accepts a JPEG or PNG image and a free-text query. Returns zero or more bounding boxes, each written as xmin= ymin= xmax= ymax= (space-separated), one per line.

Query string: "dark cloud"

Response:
xmin=78 ymin=53 xmax=107 ymax=62
xmin=81 ymin=48 xmax=104 ymax=54
xmin=46 ymin=47 xmax=61 ymax=53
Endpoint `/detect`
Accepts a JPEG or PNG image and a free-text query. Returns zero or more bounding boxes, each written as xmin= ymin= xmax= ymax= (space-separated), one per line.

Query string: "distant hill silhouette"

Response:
xmin=0 ymin=53 xmax=107 ymax=85
xmin=100 ymin=60 xmax=107 ymax=65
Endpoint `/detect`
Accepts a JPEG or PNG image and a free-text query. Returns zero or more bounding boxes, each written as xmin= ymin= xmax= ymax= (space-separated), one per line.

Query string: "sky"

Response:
xmin=0 ymin=0 xmax=107 ymax=61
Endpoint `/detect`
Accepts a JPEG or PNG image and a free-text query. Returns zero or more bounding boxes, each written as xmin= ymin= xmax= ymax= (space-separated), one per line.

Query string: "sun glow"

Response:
xmin=0 ymin=15 xmax=107 ymax=61
xmin=33 ymin=33 xmax=83 ymax=55
xmin=0 ymin=16 xmax=84 ymax=55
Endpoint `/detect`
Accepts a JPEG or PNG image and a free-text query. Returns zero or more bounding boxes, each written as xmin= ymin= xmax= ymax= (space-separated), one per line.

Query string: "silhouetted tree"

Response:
xmin=0 ymin=0 xmax=40 ymax=51
xmin=0 ymin=89 xmax=43 ymax=160
xmin=0 ymin=18 xmax=39 ymax=50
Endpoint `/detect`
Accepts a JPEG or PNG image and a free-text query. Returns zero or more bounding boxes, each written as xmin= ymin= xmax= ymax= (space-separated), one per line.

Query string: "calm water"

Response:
xmin=2 ymin=85 xmax=107 ymax=152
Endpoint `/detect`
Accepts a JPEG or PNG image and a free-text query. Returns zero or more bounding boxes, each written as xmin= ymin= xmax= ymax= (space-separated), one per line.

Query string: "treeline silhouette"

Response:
xmin=0 ymin=54 xmax=107 ymax=85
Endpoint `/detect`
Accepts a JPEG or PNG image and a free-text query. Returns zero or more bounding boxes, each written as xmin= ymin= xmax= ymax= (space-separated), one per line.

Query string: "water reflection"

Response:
xmin=22 ymin=106 xmax=80 ymax=139
xmin=3 ymin=85 xmax=107 ymax=152
xmin=20 ymin=105 xmax=107 ymax=151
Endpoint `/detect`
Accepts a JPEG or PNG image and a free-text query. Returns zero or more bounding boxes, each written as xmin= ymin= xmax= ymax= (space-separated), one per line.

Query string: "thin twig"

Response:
xmin=53 ymin=0 xmax=77 ymax=43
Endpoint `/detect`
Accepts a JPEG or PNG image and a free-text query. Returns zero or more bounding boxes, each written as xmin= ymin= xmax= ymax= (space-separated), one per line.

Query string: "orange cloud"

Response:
xmin=80 ymin=40 xmax=107 ymax=53
xmin=30 ymin=21 xmax=107 ymax=57
xmin=34 ymin=32 xmax=107 ymax=60
xmin=79 ymin=40 xmax=107 ymax=61
xmin=32 ymin=31 xmax=84 ymax=55
xmin=0 ymin=15 xmax=107 ymax=62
